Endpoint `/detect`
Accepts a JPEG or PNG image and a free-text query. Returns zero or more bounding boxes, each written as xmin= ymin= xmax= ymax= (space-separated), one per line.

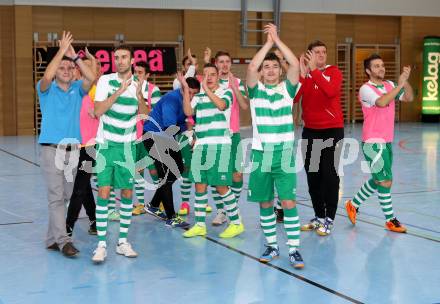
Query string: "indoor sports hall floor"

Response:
xmin=0 ymin=122 xmax=439 ymax=304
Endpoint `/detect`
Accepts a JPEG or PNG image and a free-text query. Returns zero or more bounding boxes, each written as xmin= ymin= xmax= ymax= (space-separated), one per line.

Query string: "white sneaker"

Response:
xmin=116 ymin=242 xmax=138 ymax=258
xmin=211 ymin=211 xmax=227 ymax=226
xmin=92 ymin=245 xmax=107 ymax=263
xmin=316 ymin=217 xmax=334 ymax=236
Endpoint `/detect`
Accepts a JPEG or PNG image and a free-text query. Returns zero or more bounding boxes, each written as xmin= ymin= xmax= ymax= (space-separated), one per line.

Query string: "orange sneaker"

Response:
xmin=345 ymin=200 xmax=357 ymax=225
xmin=385 ymin=218 xmax=407 ymax=233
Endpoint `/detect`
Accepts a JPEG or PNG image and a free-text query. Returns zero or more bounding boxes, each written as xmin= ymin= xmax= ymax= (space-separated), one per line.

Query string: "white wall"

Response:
xmin=1 ymin=0 xmax=440 ymax=17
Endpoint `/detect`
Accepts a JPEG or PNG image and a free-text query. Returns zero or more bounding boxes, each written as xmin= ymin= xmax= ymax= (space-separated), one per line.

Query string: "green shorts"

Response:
xmin=231 ymin=132 xmax=244 ymax=173
xmin=190 ymin=144 xmax=233 ymax=186
xmin=248 ymin=149 xmax=297 ymax=202
xmin=96 ymin=142 xmax=136 ymax=189
xmin=178 ymin=133 xmax=193 ymax=178
xmin=362 ymin=142 xmax=393 ymax=182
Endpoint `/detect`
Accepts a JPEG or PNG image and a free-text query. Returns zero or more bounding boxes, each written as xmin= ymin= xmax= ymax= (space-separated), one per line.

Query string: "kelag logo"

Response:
xmin=46 ymin=45 xmax=177 ymax=75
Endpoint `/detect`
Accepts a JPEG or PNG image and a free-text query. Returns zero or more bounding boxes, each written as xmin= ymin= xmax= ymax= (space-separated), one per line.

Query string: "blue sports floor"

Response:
xmin=0 ymin=123 xmax=439 ymax=304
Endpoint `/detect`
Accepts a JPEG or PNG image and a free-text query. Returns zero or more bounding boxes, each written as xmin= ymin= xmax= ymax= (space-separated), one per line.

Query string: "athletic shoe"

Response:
xmin=259 ymin=245 xmax=280 ymax=263
xmin=108 ymin=210 xmax=120 ymax=221
xmin=145 ymin=204 xmax=167 ymax=221
xmin=274 ymin=207 xmax=284 ymax=223
xmin=182 ymin=224 xmax=207 ymax=238
xmin=219 ymin=223 xmax=244 ymax=238
xmin=92 ymin=245 xmax=107 ymax=263
xmin=316 ymin=217 xmax=334 ymax=236
xmin=211 ymin=211 xmax=227 ymax=226
xmin=289 ymin=250 xmax=305 ymax=269
xmin=165 ymin=216 xmax=190 ymax=228
xmin=116 ymin=242 xmax=138 ymax=258
xmin=345 ymin=200 xmax=358 ymax=225
xmin=132 ymin=204 xmax=146 ymax=216
xmin=206 ymin=205 xmax=212 ymax=213
xmin=178 ymin=202 xmax=190 ymax=216
xmin=385 ymin=218 xmax=407 ymax=233
xmin=88 ymin=221 xmax=97 ymax=235
xmin=300 ymin=217 xmax=321 ymax=231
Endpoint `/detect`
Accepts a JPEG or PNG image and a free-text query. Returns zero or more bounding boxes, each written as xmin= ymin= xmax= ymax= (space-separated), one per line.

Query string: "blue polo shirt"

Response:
xmin=37 ymin=80 xmax=86 ymax=144
xmin=143 ymin=89 xmax=187 ymax=134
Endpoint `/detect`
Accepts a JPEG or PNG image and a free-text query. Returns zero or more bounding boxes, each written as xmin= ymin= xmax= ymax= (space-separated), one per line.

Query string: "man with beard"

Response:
xmin=345 ymin=54 xmax=413 ymax=233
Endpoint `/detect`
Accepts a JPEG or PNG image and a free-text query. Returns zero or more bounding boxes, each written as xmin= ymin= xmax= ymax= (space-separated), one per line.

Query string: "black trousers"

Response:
xmin=143 ymin=135 xmax=184 ymax=220
xmin=302 ymin=127 xmax=344 ymax=220
xmin=66 ymin=147 xmax=96 ymax=228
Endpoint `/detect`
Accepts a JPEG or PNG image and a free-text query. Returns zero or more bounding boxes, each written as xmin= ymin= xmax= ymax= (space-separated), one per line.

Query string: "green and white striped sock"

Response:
xmin=377 ymin=185 xmax=394 ymax=221
xmin=96 ymin=197 xmax=109 ymax=245
xmin=135 ymin=176 xmax=145 ymax=205
xmin=283 ymin=207 xmax=300 ymax=253
xmin=260 ymin=206 xmax=278 ymax=249
xmin=180 ymin=177 xmax=192 ymax=203
xmin=211 ymin=188 xmax=224 ymax=212
xmin=108 ymin=188 xmax=116 ymax=213
xmin=352 ymin=179 xmax=377 ymax=208
xmin=119 ymin=197 xmax=133 ymax=242
xmin=231 ymin=179 xmax=243 ymax=202
xmin=194 ymin=191 xmax=208 ymax=227
xmin=221 ymin=189 xmax=241 ymax=225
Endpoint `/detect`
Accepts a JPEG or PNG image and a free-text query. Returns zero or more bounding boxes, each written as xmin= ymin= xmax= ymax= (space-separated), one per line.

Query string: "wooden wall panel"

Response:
xmin=15 ymin=6 xmax=34 ymax=135
xmin=32 ymin=7 xmax=182 ymax=42
xmin=336 ymin=15 xmax=400 ymax=44
xmin=32 ymin=6 xmax=63 ymax=40
xmin=0 ymin=6 xmax=16 ymax=135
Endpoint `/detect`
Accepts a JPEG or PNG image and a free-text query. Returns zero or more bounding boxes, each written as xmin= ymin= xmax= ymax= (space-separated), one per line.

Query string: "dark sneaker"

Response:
xmin=316 ymin=217 xmax=334 ymax=236
xmin=259 ymin=245 xmax=280 ymax=263
xmin=165 ymin=216 xmax=190 ymax=228
xmin=289 ymin=250 xmax=304 ymax=269
xmin=145 ymin=204 xmax=167 ymax=221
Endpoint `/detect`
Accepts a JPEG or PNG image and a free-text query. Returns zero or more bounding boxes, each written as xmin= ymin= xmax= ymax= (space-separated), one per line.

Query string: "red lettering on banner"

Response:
xmin=111 ymin=51 xmax=116 ymax=73
xmin=95 ymin=50 xmax=110 ymax=74
xmin=93 ymin=48 xmax=167 ymax=74
xmin=134 ymin=50 xmax=147 ymax=65
xmin=149 ymin=50 xmax=163 ymax=72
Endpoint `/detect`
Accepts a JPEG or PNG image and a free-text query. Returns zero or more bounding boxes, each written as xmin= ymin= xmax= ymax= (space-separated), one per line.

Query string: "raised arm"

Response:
xmin=376 ymin=67 xmax=412 ymax=107
xmin=202 ymin=78 xmax=227 ymax=111
xmin=40 ymin=31 xmax=73 ymax=92
xmin=306 ymin=50 xmax=341 ymax=98
xmin=178 ymin=72 xmax=194 ymax=116
xmin=246 ymin=30 xmax=274 ymax=88
xmin=94 ymin=76 xmax=132 ymax=117
xmin=267 ymin=24 xmax=299 ymax=85
xmin=229 ymin=73 xmax=249 ymax=110
xmin=66 ymin=45 xmax=95 ymax=92
xmin=401 ymin=66 xmax=414 ymax=102
xmin=203 ymin=47 xmax=212 ymax=64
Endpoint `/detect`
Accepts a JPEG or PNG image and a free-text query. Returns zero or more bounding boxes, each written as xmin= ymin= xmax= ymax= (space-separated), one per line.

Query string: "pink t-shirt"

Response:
xmin=80 ymin=94 xmax=99 ymax=145
xmin=359 ymin=80 xmax=402 ymax=143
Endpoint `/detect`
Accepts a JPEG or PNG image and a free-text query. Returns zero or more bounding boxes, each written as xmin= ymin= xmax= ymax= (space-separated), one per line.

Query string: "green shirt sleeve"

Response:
xmin=222 ymin=89 xmax=233 ymax=109
xmin=285 ymin=79 xmax=298 ymax=99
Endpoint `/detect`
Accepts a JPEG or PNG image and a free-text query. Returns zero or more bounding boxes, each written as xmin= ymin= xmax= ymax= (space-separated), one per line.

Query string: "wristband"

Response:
xmin=73 ymin=56 xmax=80 ymax=63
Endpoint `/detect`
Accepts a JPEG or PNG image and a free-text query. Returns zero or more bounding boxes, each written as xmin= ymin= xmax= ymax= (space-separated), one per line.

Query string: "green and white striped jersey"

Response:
xmin=142 ymin=81 xmax=161 ymax=108
xmin=191 ymin=87 xmax=233 ymax=147
xmin=248 ymin=80 xmax=298 ymax=151
xmin=95 ymin=73 xmax=149 ymax=144
xmin=219 ymin=78 xmax=246 ymax=96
